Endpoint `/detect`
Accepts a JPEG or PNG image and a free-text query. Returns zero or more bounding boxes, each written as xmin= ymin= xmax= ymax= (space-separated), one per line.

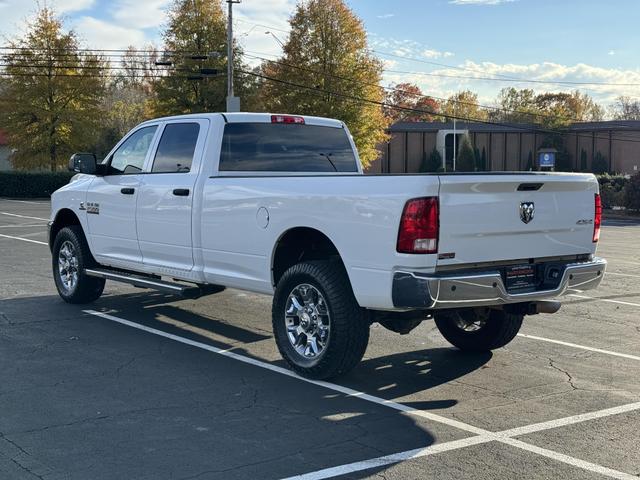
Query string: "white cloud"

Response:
xmin=234 ymin=0 xmax=295 ymax=66
xmin=74 ymin=16 xmax=147 ymax=49
xmin=111 ymin=0 xmax=171 ymax=29
xmin=449 ymin=0 xmax=516 ymax=4
xmin=376 ymin=13 xmax=395 ymax=19
xmin=381 ymin=59 xmax=640 ymax=108
xmin=54 ymin=0 xmax=95 ymax=13
xmin=608 ymin=50 xmax=615 ymax=56
xmin=423 ymin=49 xmax=454 ymax=59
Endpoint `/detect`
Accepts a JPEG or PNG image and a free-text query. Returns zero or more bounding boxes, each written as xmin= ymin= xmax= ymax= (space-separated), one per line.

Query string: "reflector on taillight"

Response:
xmin=593 ymin=193 xmax=602 ymax=243
xmin=397 ymin=197 xmax=439 ymax=254
xmin=271 ymin=115 xmax=305 ymax=124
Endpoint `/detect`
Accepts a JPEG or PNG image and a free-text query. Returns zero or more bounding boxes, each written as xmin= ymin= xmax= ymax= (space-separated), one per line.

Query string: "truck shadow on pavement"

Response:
xmin=0 ymin=292 xmax=493 ymax=479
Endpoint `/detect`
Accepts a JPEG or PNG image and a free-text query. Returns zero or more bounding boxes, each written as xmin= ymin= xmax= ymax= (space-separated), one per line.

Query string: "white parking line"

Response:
xmin=606 ymin=272 xmax=640 ymax=279
xmin=516 ymin=334 xmax=640 ymax=362
xmin=0 ymin=224 xmax=47 ymax=228
xmin=84 ymin=310 xmax=640 ymax=480
xmin=0 ymin=199 xmax=49 ymax=205
xmin=569 ymin=293 xmax=640 ymax=308
xmin=0 ymin=212 xmax=49 ymax=221
xmin=0 ymin=233 xmax=48 ymax=246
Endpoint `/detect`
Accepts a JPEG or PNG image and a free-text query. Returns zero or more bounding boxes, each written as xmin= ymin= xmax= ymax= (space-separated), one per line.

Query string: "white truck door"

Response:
xmin=86 ymin=125 xmax=159 ymax=265
xmin=136 ymin=120 xmax=208 ymax=271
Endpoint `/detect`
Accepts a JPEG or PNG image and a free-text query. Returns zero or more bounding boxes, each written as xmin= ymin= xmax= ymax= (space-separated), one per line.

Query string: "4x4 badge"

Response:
xmin=519 ymin=202 xmax=534 ymax=224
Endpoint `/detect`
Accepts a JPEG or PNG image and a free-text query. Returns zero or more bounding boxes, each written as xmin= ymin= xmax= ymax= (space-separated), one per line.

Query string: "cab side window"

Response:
xmin=151 ymin=123 xmax=200 ymax=173
xmin=109 ymin=126 xmax=157 ymax=175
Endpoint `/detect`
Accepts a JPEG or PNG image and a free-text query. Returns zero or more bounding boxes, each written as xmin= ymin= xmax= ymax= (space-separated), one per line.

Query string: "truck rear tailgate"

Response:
xmin=437 ymin=173 xmax=599 ymax=267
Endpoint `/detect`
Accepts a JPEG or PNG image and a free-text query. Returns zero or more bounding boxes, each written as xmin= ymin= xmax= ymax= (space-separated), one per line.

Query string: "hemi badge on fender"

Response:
xmin=438 ymin=252 xmax=456 ymax=260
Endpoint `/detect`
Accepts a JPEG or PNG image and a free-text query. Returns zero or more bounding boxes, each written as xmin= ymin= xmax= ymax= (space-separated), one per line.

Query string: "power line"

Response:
xmin=244 ymin=51 xmax=631 ymax=128
xmin=239 ymin=68 xmax=640 ymax=145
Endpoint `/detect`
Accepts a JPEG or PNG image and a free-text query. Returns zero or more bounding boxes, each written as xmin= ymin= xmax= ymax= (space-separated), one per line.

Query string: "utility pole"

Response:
xmin=226 ymin=0 xmax=241 ymax=112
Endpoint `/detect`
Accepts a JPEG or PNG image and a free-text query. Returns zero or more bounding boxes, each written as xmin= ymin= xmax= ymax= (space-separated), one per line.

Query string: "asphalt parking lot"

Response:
xmin=1 ymin=197 xmax=639 ymax=480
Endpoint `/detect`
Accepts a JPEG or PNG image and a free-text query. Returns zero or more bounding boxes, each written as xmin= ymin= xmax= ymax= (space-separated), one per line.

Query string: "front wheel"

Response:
xmin=52 ymin=226 xmax=105 ymax=304
xmin=272 ymin=261 xmax=370 ymax=380
xmin=434 ymin=308 xmax=523 ymax=351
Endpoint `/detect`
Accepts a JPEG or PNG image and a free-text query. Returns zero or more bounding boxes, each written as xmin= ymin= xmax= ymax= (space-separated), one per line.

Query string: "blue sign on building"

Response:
xmin=539 ymin=152 xmax=555 ymax=168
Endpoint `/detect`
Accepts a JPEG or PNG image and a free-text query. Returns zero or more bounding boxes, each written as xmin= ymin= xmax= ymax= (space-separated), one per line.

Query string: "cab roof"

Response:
xmin=142 ymin=112 xmax=344 ymax=129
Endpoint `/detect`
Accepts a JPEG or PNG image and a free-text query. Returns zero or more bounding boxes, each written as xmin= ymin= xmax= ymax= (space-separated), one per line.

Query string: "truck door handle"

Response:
xmin=173 ymin=188 xmax=190 ymax=196
xmin=120 ymin=187 xmax=135 ymax=195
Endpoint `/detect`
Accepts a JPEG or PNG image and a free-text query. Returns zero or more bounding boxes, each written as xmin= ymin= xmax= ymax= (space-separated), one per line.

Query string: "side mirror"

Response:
xmin=68 ymin=153 xmax=97 ymax=174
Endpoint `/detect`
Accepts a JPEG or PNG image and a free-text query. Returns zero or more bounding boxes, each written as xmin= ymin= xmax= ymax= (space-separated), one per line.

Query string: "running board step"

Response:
xmin=84 ymin=268 xmax=202 ymax=298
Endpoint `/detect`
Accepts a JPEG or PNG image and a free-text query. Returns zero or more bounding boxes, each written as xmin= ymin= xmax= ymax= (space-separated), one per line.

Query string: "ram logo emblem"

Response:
xmin=519 ymin=202 xmax=535 ymax=224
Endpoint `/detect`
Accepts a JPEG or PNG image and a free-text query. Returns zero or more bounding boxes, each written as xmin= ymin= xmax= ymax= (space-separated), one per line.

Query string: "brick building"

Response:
xmin=369 ymin=120 xmax=640 ymax=175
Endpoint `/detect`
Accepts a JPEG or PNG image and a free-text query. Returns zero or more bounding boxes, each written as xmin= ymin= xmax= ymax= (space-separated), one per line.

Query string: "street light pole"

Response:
xmin=226 ymin=0 xmax=241 ymax=112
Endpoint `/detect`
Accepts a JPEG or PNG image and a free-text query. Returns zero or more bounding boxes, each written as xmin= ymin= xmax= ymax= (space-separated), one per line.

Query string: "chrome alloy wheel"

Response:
xmin=285 ymin=283 xmax=331 ymax=359
xmin=58 ymin=240 xmax=79 ymax=293
xmin=452 ymin=309 xmax=490 ymax=332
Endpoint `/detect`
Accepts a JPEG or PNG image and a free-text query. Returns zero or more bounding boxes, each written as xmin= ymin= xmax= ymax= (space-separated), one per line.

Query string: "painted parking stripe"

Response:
xmin=84 ymin=310 xmax=640 ymax=480
xmin=500 ymin=401 xmax=640 ymax=437
xmin=282 ymin=436 xmax=495 ymax=480
xmin=0 ymin=233 xmax=48 ymax=246
xmin=0 ymin=199 xmax=49 ymax=205
xmin=605 ymin=272 xmax=640 ymax=279
xmin=516 ymin=334 xmax=640 ymax=362
xmin=569 ymin=293 xmax=640 ymax=308
xmin=83 ymin=310 xmax=487 ymax=434
xmin=0 ymin=224 xmax=47 ymax=228
xmin=0 ymin=212 xmax=49 ymax=221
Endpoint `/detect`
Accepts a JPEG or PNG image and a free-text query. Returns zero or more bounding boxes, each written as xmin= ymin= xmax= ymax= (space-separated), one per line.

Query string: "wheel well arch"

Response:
xmin=271 ymin=227 xmax=347 ymax=287
xmin=49 ymin=208 xmax=81 ymax=251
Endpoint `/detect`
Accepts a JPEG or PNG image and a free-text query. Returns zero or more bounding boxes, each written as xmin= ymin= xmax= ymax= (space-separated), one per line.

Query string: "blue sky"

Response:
xmin=1 ymin=0 xmax=639 ymax=107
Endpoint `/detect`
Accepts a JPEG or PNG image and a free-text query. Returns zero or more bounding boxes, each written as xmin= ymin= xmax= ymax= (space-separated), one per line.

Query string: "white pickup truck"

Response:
xmin=49 ymin=112 xmax=606 ymax=379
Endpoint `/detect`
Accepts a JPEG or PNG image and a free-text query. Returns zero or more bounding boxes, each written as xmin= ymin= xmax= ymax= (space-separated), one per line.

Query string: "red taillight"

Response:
xmin=593 ymin=193 xmax=602 ymax=243
xmin=397 ymin=197 xmax=439 ymax=254
xmin=271 ymin=115 xmax=305 ymax=124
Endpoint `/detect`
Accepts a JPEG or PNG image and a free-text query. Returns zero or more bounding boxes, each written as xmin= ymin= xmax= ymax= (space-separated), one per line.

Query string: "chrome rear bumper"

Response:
xmin=392 ymin=257 xmax=607 ymax=310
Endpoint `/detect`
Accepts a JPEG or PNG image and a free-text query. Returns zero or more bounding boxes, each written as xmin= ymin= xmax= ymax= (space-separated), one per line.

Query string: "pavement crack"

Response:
xmin=548 ymin=358 xmax=578 ymax=390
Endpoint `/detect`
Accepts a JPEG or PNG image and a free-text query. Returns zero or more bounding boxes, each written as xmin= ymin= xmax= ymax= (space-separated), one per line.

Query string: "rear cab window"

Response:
xmin=219 ymin=123 xmax=358 ymax=172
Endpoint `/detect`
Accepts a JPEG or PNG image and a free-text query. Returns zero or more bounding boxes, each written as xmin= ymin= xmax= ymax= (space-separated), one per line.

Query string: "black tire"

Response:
xmin=434 ymin=308 xmax=523 ymax=351
xmin=272 ymin=260 xmax=370 ymax=380
xmin=52 ymin=226 xmax=105 ymax=304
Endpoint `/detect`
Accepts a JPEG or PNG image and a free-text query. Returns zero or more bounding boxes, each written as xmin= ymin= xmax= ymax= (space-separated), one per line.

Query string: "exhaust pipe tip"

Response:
xmin=531 ymin=300 xmax=562 ymax=315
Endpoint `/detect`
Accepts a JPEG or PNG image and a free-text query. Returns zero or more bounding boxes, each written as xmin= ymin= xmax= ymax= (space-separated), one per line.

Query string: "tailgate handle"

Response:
xmin=517 ymin=183 xmax=543 ymax=191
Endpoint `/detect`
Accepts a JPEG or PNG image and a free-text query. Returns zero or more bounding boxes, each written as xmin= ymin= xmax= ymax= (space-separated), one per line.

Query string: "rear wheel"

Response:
xmin=272 ymin=260 xmax=370 ymax=379
xmin=434 ymin=308 xmax=523 ymax=351
xmin=52 ymin=226 xmax=105 ymax=304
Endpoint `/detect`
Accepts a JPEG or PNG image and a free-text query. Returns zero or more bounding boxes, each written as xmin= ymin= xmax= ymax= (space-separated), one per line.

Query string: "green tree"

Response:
xmin=592 ymin=151 xmax=609 ymax=174
xmin=456 ymin=134 xmax=475 ymax=171
xmin=261 ymin=0 xmax=388 ymax=168
xmin=0 ymin=8 xmax=106 ymax=171
xmin=419 ymin=147 xmax=442 ymax=173
xmin=154 ymin=0 xmax=257 ymax=115
xmin=441 ymin=90 xmax=488 ymax=122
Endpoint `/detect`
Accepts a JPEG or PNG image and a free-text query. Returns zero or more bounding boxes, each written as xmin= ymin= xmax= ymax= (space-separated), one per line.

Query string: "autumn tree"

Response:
xmin=261 ymin=0 xmax=388 ymax=167
xmin=493 ymin=87 xmax=604 ymax=127
xmin=441 ymin=90 xmax=488 ymax=122
xmin=0 ymin=8 xmax=106 ymax=171
xmin=384 ymin=82 xmax=439 ymax=123
xmin=92 ymin=46 xmax=159 ymax=158
xmin=610 ymin=96 xmax=640 ymax=121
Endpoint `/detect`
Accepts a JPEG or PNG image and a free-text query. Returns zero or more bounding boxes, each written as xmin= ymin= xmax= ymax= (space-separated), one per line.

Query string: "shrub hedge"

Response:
xmin=597 ymin=173 xmax=640 ymax=211
xmin=0 ymin=172 xmax=74 ymax=198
